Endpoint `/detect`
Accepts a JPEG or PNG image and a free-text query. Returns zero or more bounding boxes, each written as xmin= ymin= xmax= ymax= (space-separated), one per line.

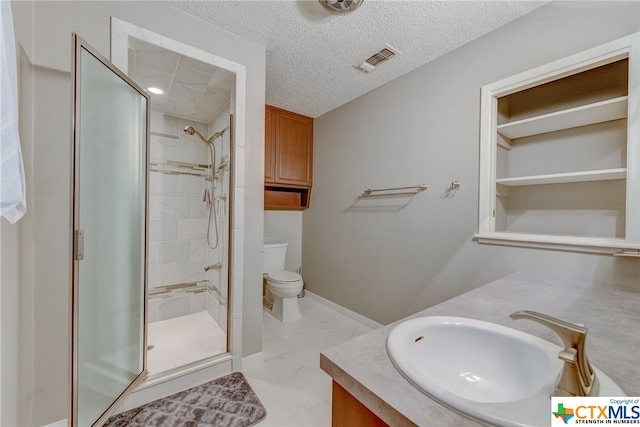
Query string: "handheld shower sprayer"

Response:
xmin=183 ymin=125 xmax=211 ymax=144
xmin=182 ymin=124 xmax=226 ymax=250
xmin=183 ymin=125 xmax=228 ymax=144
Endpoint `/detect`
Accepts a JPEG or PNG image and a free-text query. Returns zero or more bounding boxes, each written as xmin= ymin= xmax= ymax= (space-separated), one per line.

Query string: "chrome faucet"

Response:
xmin=204 ymin=263 xmax=222 ymax=272
xmin=510 ymin=310 xmax=599 ymax=397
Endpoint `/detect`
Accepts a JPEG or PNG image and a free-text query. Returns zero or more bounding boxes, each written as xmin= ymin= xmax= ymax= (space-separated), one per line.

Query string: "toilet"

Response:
xmin=263 ymin=242 xmax=303 ymax=322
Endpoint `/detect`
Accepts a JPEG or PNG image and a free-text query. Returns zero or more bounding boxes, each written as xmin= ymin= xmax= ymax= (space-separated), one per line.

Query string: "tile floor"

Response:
xmin=147 ymin=311 xmax=227 ymax=375
xmin=243 ymin=296 xmax=374 ymax=426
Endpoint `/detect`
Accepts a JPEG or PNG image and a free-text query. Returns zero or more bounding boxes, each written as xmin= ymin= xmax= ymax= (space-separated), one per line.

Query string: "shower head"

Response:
xmin=183 ymin=125 xmax=211 ymax=144
xmin=184 ymin=125 xmax=227 ymax=144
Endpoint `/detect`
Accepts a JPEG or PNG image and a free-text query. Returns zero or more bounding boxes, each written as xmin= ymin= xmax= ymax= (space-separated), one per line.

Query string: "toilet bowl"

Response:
xmin=266 ymin=270 xmax=303 ymax=322
xmin=263 ymin=242 xmax=303 ymax=322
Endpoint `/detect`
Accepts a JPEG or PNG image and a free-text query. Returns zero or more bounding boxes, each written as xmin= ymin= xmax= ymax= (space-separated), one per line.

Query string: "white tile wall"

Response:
xmin=150 ymin=173 xmax=180 ymax=196
xmin=148 ymin=263 xmax=179 ymax=288
xmin=190 ymin=240 xmax=208 ymax=262
xmin=156 ymin=197 xmax=191 ymax=219
xmin=205 ymin=281 xmax=228 ymax=337
xmin=190 ymin=199 xmax=208 ymax=219
xmin=157 ymin=241 xmax=191 ymax=264
xmin=156 ymin=295 xmax=191 ymax=321
xmin=148 ymin=284 xmax=209 ymax=323
xmin=148 ymin=111 xmax=232 ymax=323
xmin=177 ymin=219 xmax=208 ymax=240
xmin=207 ymin=293 xmax=220 ymax=322
xmin=233 ymin=146 xmax=245 ymax=189
xmin=178 ymin=261 xmax=207 ymax=283
xmin=151 ymin=136 xmax=192 ymax=163
xmin=149 ymin=219 xmax=178 ymax=243
xmin=189 ymin=292 xmax=207 ymax=313
xmin=179 ymin=176 xmax=204 ymax=198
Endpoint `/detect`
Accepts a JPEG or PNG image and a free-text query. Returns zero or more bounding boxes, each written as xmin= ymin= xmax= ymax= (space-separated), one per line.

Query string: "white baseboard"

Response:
xmin=44 ymin=419 xmax=67 ymax=427
xmin=304 ymin=290 xmax=383 ymax=329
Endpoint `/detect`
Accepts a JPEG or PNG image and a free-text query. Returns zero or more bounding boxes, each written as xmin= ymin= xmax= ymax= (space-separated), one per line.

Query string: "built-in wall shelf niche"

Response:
xmin=264 ymin=185 xmax=311 ymax=210
xmin=475 ymin=32 xmax=640 ymax=256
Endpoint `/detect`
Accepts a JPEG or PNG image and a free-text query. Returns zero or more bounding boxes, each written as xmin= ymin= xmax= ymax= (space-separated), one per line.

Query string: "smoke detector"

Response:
xmin=355 ymin=44 xmax=402 ymax=74
xmin=318 ymin=0 xmax=365 ymax=14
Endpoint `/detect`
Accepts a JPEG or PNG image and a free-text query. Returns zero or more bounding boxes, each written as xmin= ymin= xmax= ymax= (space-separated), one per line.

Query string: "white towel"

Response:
xmin=0 ymin=0 xmax=26 ymax=224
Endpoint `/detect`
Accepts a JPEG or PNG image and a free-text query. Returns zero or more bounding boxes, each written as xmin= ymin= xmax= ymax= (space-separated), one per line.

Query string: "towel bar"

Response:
xmin=358 ymin=184 xmax=427 ymax=198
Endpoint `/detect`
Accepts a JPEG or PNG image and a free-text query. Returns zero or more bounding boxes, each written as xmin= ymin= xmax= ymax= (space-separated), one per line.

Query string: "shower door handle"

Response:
xmin=75 ymin=229 xmax=85 ymax=260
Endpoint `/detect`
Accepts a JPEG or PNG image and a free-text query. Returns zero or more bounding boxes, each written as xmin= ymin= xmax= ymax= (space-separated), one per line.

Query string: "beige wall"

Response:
xmin=264 ymin=211 xmax=303 ymax=273
xmin=1 ymin=221 xmax=20 ymax=427
xmin=1 ymin=4 xmax=33 ymax=425
xmin=9 ymin=1 xmax=265 ymax=424
xmin=303 ymin=1 xmax=640 ymax=326
xmin=0 ymin=7 xmax=29 ymax=426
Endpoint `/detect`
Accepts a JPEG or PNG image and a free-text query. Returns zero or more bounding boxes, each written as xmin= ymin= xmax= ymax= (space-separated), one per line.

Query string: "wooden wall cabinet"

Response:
xmin=475 ymin=32 xmax=639 ymax=256
xmin=264 ymin=105 xmax=313 ymax=210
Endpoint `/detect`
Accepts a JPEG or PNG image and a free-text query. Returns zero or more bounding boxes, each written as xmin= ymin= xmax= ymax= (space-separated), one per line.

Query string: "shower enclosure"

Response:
xmin=66 ymin=18 xmax=246 ymax=425
xmin=111 ymin=21 xmax=239 ymax=378
xmin=146 ymin=107 xmax=232 ymax=375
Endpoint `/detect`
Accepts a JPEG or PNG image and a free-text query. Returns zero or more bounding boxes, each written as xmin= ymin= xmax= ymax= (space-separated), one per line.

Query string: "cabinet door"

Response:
xmin=275 ymin=110 xmax=313 ymax=186
xmin=264 ymin=106 xmax=276 ymax=183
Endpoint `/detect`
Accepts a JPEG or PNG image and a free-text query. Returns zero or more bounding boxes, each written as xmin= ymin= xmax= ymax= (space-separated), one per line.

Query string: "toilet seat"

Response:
xmin=267 ymin=270 xmax=302 ymax=284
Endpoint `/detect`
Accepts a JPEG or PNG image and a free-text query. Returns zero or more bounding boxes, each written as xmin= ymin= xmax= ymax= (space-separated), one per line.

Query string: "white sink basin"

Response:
xmin=386 ymin=316 xmax=624 ymax=427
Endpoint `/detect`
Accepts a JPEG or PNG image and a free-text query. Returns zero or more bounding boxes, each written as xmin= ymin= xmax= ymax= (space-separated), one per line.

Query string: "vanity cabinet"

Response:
xmin=475 ymin=32 xmax=640 ymax=256
xmin=331 ymin=381 xmax=388 ymax=427
xmin=264 ymin=105 xmax=313 ymax=210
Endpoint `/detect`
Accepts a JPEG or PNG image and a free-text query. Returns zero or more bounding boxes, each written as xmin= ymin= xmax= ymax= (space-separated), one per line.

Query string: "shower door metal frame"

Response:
xmin=225 ymin=114 xmax=235 ymax=355
xmin=70 ymin=33 xmax=150 ymax=427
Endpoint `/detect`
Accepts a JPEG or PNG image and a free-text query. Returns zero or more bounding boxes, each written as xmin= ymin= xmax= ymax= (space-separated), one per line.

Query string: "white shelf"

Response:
xmin=613 ymin=250 xmax=640 ymax=258
xmin=495 ymin=168 xmax=627 ymax=186
xmin=474 ymin=232 xmax=638 ymax=255
xmin=497 ymin=96 xmax=628 ymax=139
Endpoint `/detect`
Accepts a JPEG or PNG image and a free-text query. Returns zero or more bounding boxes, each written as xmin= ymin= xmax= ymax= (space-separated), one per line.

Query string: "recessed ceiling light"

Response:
xmin=148 ymin=87 xmax=164 ymax=95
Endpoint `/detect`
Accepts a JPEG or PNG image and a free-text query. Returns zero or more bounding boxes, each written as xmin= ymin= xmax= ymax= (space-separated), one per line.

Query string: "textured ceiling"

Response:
xmin=168 ymin=0 xmax=549 ymax=118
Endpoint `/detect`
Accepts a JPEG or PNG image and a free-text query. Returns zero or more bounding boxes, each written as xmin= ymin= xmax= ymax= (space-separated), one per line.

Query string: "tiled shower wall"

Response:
xmin=148 ymin=111 xmax=229 ymax=329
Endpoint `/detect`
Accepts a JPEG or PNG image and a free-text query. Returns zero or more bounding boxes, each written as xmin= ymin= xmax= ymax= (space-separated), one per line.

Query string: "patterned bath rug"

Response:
xmin=105 ymin=372 xmax=267 ymax=427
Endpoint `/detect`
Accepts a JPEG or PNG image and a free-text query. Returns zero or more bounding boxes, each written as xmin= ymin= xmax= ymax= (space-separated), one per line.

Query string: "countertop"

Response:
xmin=320 ymin=273 xmax=640 ymax=426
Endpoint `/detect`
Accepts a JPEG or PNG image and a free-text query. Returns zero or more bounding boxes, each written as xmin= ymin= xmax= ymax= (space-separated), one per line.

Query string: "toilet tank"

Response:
xmin=263 ymin=242 xmax=288 ymax=274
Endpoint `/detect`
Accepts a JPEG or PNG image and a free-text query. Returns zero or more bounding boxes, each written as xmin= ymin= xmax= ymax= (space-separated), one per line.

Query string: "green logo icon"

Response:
xmin=553 ymin=403 xmax=575 ymax=424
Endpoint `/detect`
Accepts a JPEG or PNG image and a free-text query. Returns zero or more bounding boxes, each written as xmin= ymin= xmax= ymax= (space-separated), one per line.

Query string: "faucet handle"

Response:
xmin=510 ymin=310 xmax=598 ymax=397
xmin=510 ymin=310 xmax=586 ymax=336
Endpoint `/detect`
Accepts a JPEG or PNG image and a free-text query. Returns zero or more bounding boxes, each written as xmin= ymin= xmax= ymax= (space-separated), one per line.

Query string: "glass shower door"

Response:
xmin=71 ymin=34 xmax=149 ymax=427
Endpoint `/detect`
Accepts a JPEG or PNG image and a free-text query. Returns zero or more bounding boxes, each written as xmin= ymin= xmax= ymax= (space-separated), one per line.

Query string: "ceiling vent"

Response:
xmin=318 ymin=0 xmax=365 ymax=14
xmin=355 ymin=44 xmax=402 ymax=74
